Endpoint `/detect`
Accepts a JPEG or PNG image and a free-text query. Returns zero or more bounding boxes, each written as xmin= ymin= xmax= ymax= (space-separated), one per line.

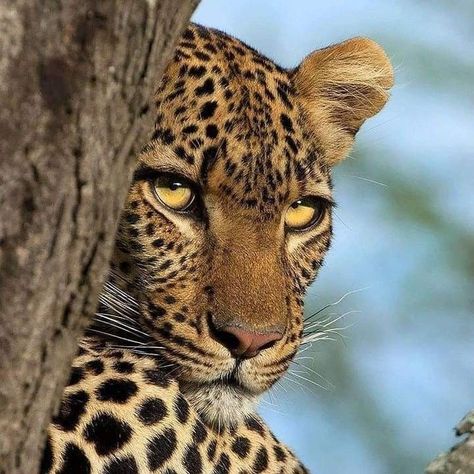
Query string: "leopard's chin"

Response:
xmin=180 ymin=379 xmax=259 ymax=428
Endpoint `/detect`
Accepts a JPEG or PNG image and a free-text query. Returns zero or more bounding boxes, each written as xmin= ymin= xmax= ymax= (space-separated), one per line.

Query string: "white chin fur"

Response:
xmin=182 ymin=382 xmax=258 ymax=428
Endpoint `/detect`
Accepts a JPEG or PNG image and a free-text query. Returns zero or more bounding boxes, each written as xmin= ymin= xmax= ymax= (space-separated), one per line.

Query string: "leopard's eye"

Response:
xmin=153 ymin=175 xmax=195 ymax=212
xmin=285 ymin=197 xmax=325 ymax=230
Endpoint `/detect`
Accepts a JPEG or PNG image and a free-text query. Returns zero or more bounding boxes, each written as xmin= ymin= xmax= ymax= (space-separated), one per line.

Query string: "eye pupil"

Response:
xmin=169 ymin=182 xmax=179 ymax=191
xmin=291 ymin=201 xmax=301 ymax=209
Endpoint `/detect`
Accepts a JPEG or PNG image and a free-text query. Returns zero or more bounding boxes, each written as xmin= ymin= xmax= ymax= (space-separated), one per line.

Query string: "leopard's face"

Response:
xmin=108 ymin=24 xmax=393 ymax=426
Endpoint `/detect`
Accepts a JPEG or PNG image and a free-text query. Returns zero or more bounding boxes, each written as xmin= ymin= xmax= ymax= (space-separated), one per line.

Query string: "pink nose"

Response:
xmin=214 ymin=326 xmax=283 ymax=358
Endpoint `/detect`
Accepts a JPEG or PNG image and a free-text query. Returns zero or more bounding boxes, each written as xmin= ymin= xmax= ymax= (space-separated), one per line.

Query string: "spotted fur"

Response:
xmin=45 ymin=23 xmax=393 ymax=473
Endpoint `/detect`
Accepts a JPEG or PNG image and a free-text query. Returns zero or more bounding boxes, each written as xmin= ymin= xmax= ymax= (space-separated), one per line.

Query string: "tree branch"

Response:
xmin=426 ymin=411 xmax=474 ymax=473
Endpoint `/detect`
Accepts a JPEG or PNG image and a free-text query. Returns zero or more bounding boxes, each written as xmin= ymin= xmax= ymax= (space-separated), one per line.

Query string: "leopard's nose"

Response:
xmin=212 ymin=325 xmax=283 ymax=358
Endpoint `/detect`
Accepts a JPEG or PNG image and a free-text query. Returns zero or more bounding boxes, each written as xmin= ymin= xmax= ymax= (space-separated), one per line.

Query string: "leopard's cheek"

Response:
xmin=114 ymin=190 xmax=205 ymax=313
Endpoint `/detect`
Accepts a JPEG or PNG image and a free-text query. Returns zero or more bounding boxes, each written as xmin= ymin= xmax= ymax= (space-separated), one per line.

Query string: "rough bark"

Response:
xmin=425 ymin=411 xmax=474 ymax=473
xmin=0 ymin=1 xmax=198 ymax=472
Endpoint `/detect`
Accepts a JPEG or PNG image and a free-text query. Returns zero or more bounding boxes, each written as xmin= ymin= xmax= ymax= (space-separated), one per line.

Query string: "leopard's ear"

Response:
xmin=293 ymin=37 xmax=394 ymax=166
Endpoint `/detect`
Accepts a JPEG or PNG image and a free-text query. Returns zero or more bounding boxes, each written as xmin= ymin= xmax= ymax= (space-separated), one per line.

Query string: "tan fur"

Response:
xmin=294 ymin=37 xmax=394 ymax=165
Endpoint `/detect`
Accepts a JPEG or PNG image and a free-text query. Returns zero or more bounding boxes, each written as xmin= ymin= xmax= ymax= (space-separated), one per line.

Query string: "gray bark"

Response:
xmin=0 ymin=1 xmax=198 ymax=472
xmin=426 ymin=411 xmax=474 ymax=473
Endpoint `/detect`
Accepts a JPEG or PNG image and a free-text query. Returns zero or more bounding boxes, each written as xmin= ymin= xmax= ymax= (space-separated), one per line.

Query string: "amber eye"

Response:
xmin=153 ymin=175 xmax=195 ymax=211
xmin=285 ymin=197 xmax=325 ymax=230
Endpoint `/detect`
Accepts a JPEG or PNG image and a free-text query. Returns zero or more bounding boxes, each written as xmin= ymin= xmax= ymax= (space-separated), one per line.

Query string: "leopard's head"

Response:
xmin=106 ymin=24 xmax=393 ymax=426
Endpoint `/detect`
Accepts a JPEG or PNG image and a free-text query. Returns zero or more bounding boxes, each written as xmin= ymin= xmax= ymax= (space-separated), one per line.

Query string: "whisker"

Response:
xmin=87 ymin=328 xmax=146 ymax=346
xmin=304 ymin=287 xmax=369 ymax=322
xmin=282 ymin=372 xmax=311 ymax=394
xmin=349 ymin=175 xmax=388 ymax=187
xmin=94 ymin=314 xmax=151 ymax=338
xmin=291 ymin=360 xmax=334 ymax=389
xmin=287 ymin=370 xmax=329 ymax=391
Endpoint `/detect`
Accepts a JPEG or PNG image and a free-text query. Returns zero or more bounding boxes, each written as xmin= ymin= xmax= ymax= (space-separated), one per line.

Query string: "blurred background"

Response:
xmin=193 ymin=1 xmax=474 ymax=473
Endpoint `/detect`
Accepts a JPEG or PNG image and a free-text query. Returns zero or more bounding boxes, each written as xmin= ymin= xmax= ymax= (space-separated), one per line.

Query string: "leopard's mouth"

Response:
xmin=181 ymin=363 xmax=255 ymax=396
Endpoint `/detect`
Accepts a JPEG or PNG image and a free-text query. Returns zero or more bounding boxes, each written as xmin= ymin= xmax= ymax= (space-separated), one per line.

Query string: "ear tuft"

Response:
xmin=293 ymin=37 xmax=394 ymax=165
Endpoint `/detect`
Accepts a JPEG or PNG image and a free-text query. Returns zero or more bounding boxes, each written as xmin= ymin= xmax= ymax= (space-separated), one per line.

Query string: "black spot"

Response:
xmin=200 ymin=100 xmax=218 ymax=119
xmin=113 ymin=361 xmax=135 ymax=374
xmin=192 ymin=421 xmax=208 ymax=444
xmin=207 ymin=440 xmax=217 ymax=461
xmin=67 ymin=366 xmax=85 ymax=386
xmin=183 ymin=445 xmax=202 ymax=474
xmin=118 ymin=261 xmax=131 ymax=274
xmin=178 ymin=64 xmax=188 ymax=78
xmin=194 ymin=51 xmax=211 ymax=61
xmin=285 ymin=135 xmax=299 ymax=154
xmin=53 ymin=390 xmax=89 ymax=431
xmin=276 ymin=81 xmax=294 ymax=109
xmin=174 ymin=312 xmax=186 ymax=322
xmin=182 ymin=28 xmax=195 ymax=41
xmin=201 ymin=146 xmax=219 ymax=182
xmin=58 ymin=443 xmax=91 ymax=474
xmin=143 ymin=369 xmax=171 ymax=388
xmin=180 ymin=41 xmax=195 ymax=50
xmin=273 ymin=444 xmax=287 ymax=462
xmin=280 ymin=113 xmax=294 ymax=132
xmin=137 ymin=397 xmax=167 ymax=425
xmin=149 ymin=304 xmax=166 ymax=319
xmin=183 ymin=125 xmax=198 ymax=134
xmin=245 ymin=416 xmax=265 ymax=436
xmin=165 ymin=87 xmax=185 ymax=102
xmin=96 ymin=378 xmax=138 ymax=404
xmin=301 ymin=268 xmax=311 ymax=281
xmin=159 ymin=259 xmax=172 ymax=271
xmin=152 ymin=127 xmax=175 ymax=145
xmin=175 ymin=105 xmax=186 ymax=116
xmin=188 ymin=65 xmax=206 ymax=78
xmin=205 ymin=124 xmax=219 ymax=138
xmin=231 ymin=436 xmax=250 ymax=458
xmin=128 ymin=240 xmax=144 ymax=253
xmin=146 ymin=223 xmax=155 ymax=236
xmin=103 ymin=456 xmax=138 ymax=474
xmin=164 ymin=295 xmax=176 ymax=304
xmin=195 ymin=78 xmax=215 ymax=96
xmin=253 ymin=446 xmax=269 ymax=472
xmin=124 ymin=212 xmax=140 ymax=224
xmin=104 ymin=350 xmax=123 ymax=359
xmin=174 ymin=394 xmax=190 ymax=423
xmin=174 ymin=145 xmax=194 ymax=164
xmin=147 ymin=428 xmax=177 ymax=470
xmin=40 ymin=436 xmax=53 ymax=474
xmin=213 ymin=453 xmax=230 ymax=474
xmin=83 ymin=412 xmax=132 ymax=456
xmin=152 ymin=238 xmax=164 ymax=248
xmin=204 ymin=42 xmax=218 ymax=54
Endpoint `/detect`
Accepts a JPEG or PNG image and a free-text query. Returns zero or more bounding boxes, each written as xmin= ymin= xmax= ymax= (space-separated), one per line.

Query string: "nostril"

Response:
xmin=213 ymin=328 xmax=241 ymax=352
xmin=207 ymin=313 xmax=240 ymax=352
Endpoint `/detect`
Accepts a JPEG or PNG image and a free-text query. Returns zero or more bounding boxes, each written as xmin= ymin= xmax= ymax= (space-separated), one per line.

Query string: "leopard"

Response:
xmin=42 ymin=22 xmax=393 ymax=474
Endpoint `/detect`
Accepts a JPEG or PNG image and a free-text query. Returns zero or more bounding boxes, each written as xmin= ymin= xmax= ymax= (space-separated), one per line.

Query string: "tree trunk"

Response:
xmin=0 ymin=1 xmax=198 ymax=472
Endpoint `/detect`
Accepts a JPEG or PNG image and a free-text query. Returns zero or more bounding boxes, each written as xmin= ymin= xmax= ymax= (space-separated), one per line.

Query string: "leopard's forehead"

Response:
xmin=144 ymin=24 xmax=330 ymax=218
